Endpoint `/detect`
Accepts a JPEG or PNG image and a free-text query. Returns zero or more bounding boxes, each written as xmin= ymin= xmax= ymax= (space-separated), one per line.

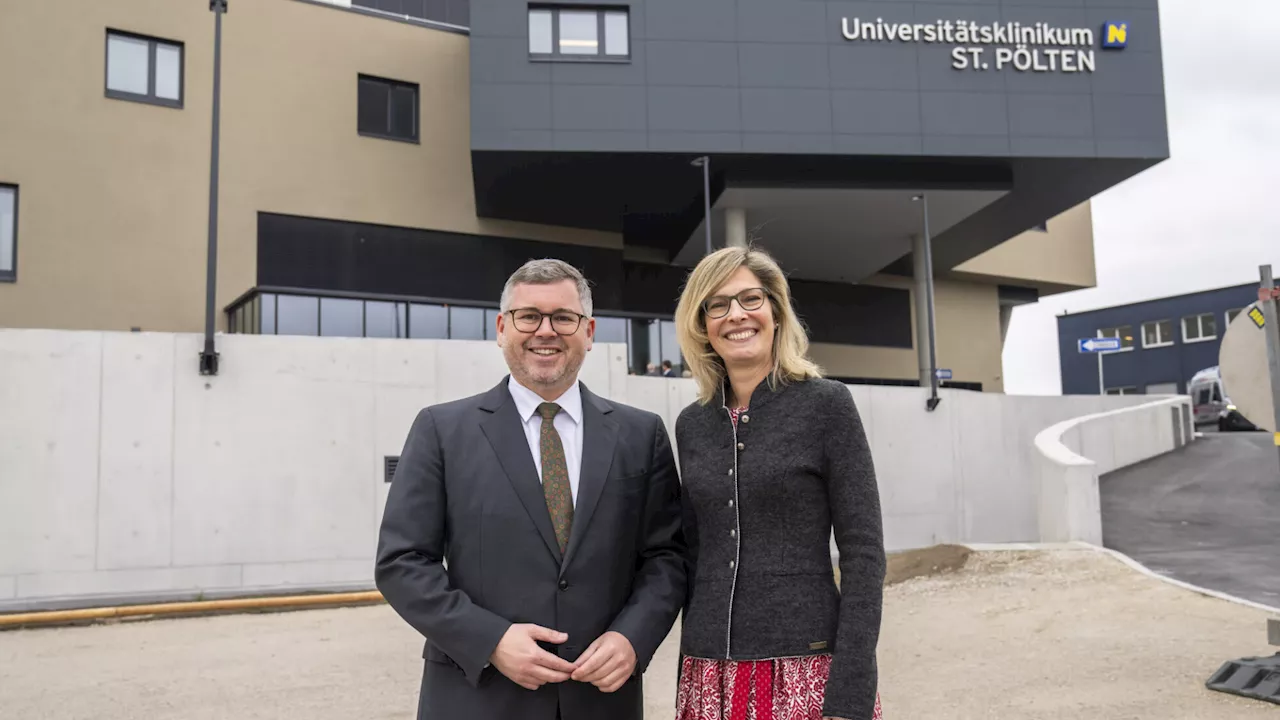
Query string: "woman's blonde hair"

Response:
xmin=674 ymin=245 xmax=822 ymax=404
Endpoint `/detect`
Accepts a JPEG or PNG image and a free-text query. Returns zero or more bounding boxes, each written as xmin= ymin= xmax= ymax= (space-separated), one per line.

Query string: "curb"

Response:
xmin=962 ymin=541 xmax=1280 ymax=616
xmin=0 ymin=590 xmax=386 ymax=630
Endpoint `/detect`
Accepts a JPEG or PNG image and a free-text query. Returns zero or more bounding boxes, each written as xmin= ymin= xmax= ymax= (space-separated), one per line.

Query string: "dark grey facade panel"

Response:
xmin=920 ymin=93 xmax=1010 ymax=137
xmin=553 ymin=131 xmax=649 ymax=152
xmin=1091 ymin=50 xmax=1166 ymax=95
xmin=835 ymin=134 xmax=925 ymax=155
xmin=642 ymin=0 xmax=737 ymax=42
xmin=1009 ymin=136 xmax=1098 ymax=158
xmin=1093 ymin=94 xmax=1166 ymax=139
xmin=738 ymin=44 xmax=830 ymax=89
xmin=645 ymin=41 xmax=739 ymax=88
xmin=922 ymin=135 xmax=1012 ymax=156
xmin=647 ymin=87 xmax=742 ymax=133
xmin=832 ymin=91 xmax=922 ymax=135
xmin=551 ymin=85 xmax=647 ymax=131
xmin=1008 ymin=95 xmax=1095 ymax=138
xmin=827 ymin=45 xmax=920 ymax=90
xmin=740 ymin=89 xmax=833 ymax=134
xmin=742 ymin=133 xmax=837 ymax=154
xmin=646 ymin=132 xmax=745 ymax=153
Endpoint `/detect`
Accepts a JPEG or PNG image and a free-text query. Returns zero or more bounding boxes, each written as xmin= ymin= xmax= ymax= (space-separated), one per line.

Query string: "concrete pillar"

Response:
xmin=725 ymin=207 xmax=747 ymax=249
xmin=912 ymin=233 xmax=937 ymax=388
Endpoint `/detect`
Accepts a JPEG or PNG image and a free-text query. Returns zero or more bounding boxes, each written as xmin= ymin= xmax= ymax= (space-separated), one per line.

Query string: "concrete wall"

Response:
xmin=0 ymin=328 xmax=1155 ymax=611
xmin=1034 ymin=397 xmax=1193 ymax=544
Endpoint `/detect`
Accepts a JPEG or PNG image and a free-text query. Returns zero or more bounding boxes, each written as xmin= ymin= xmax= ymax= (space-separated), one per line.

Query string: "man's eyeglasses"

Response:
xmin=701 ymin=288 xmax=769 ymax=319
xmin=508 ymin=308 xmax=588 ymax=335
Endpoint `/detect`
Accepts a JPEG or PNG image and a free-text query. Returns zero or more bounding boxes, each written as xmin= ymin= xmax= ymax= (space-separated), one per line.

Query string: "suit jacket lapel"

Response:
xmin=479 ymin=379 xmax=562 ymax=564
xmin=561 ymin=384 xmax=617 ymax=574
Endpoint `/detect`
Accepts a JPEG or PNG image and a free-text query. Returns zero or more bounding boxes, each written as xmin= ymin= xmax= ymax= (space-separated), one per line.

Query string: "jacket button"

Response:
xmin=730 ymin=529 xmax=736 ymax=538
xmin=558 ymin=580 xmax=568 ymax=591
xmin=727 ymin=468 xmax=734 ymax=476
xmin=729 ymin=560 xmax=735 ymax=569
xmin=737 ymin=442 xmax=745 ymax=451
xmin=727 ymin=499 xmax=734 ymax=508
xmin=741 ymin=415 xmax=750 ymax=423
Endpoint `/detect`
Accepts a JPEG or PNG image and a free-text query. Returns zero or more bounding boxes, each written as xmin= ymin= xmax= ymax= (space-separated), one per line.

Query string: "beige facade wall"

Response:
xmin=952 ymin=201 xmax=1097 ymax=295
xmin=0 ymin=0 xmax=618 ymax=333
xmin=808 ymin=275 xmax=1006 ymax=392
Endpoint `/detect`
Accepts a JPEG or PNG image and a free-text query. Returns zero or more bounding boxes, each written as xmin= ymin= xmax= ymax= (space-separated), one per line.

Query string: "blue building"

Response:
xmin=1058 ymin=281 xmax=1261 ymax=395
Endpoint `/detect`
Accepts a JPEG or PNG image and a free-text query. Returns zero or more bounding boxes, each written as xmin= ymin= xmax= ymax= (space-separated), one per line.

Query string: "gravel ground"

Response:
xmin=0 ymin=548 xmax=1275 ymax=719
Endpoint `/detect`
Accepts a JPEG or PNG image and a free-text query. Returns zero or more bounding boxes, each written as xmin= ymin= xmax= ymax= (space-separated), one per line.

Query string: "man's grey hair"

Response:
xmin=499 ymin=258 xmax=594 ymax=317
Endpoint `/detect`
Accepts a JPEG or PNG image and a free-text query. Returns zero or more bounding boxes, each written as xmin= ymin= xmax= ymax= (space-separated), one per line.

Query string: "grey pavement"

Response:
xmin=1100 ymin=432 xmax=1280 ymax=608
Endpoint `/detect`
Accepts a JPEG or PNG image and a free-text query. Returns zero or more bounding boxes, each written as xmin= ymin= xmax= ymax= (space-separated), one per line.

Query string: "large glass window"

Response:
xmin=1182 ymin=313 xmax=1217 ymax=343
xmin=449 ymin=306 xmax=485 ymax=340
xmin=409 ymin=303 xmax=448 ymax=339
xmin=595 ymin=316 xmax=629 ymax=344
xmin=0 ymin=184 xmax=16 ymax=281
xmin=320 ymin=298 xmax=364 ymax=337
xmin=1096 ymin=325 xmax=1134 ymax=350
xmin=366 ymin=301 xmax=407 ymax=338
xmin=1141 ymin=319 xmax=1173 ymax=348
xmin=358 ymin=75 xmax=419 ymax=143
xmin=528 ymin=7 xmax=630 ymax=59
xmin=106 ymin=30 xmax=183 ymax=108
xmin=277 ymin=295 xmax=319 ymax=336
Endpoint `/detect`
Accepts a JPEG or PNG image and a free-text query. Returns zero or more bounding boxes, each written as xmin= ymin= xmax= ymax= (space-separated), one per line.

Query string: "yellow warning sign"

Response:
xmin=1249 ymin=306 xmax=1266 ymax=328
xmin=1275 ymin=432 xmax=1280 ymax=447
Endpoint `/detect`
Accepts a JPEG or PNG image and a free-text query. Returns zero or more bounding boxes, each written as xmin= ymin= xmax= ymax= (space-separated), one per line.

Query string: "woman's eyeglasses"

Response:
xmin=701 ymin=288 xmax=769 ymax=319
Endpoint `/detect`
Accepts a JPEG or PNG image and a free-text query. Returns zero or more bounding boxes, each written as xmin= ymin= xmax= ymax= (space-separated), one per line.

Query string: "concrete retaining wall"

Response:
xmin=0 ymin=329 xmax=1157 ymax=611
xmin=1034 ymin=397 xmax=1194 ymax=544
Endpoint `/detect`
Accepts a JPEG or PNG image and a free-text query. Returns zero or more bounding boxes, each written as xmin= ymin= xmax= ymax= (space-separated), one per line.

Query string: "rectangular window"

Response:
xmin=0 ymin=184 xmax=16 ymax=281
xmin=1105 ymin=387 xmax=1139 ymax=396
xmin=1182 ymin=313 xmax=1217 ymax=343
xmin=1097 ymin=325 xmax=1134 ymax=350
xmin=409 ymin=303 xmax=448 ymax=339
xmin=1141 ymin=319 xmax=1174 ymax=348
xmin=358 ymin=75 xmax=419 ymax=143
xmin=1226 ymin=308 xmax=1243 ymax=325
xmin=106 ymin=30 xmax=183 ymax=108
xmin=529 ymin=6 xmax=630 ymax=60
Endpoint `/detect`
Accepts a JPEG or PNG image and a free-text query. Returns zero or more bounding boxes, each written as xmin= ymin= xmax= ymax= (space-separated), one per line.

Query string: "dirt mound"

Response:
xmin=884 ymin=544 xmax=972 ymax=585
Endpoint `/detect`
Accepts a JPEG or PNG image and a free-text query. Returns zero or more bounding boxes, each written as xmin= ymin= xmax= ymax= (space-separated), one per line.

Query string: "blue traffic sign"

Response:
xmin=935 ymin=368 xmax=953 ymax=380
xmin=1078 ymin=337 xmax=1122 ymax=353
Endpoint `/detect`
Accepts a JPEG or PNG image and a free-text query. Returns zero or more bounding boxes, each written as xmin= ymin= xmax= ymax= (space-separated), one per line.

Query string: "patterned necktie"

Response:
xmin=537 ymin=402 xmax=573 ymax=555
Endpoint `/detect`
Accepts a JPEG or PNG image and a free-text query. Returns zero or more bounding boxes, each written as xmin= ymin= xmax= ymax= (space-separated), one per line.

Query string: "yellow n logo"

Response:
xmin=1103 ymin=22 xmax=1129 ymax=48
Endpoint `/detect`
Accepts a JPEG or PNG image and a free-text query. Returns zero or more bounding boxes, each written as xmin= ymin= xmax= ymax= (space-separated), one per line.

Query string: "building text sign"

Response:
xmin=841 ymin=18 xmax=1128 ymax=73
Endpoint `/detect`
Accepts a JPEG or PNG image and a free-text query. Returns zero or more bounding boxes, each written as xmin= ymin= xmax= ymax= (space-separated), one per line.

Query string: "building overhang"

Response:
xmin=472 ymin=149 xmax=1161 ymax=283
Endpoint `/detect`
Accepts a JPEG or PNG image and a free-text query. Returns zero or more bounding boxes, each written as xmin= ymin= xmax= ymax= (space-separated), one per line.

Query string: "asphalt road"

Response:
xmin=1100 ymin=432 xmax=1280 ymax=608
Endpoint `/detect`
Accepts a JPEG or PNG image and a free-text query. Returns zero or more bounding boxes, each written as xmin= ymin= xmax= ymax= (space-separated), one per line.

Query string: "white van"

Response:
xmin=1187 ymin=366 xmax=1257 ymax=431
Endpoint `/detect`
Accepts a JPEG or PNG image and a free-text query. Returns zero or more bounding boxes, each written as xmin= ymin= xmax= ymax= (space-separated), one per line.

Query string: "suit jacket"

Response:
xmin=375 ymin=377 xmax=687 ymax=720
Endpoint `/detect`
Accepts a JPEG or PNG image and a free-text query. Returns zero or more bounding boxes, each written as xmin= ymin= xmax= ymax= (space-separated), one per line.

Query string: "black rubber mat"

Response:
xmin=1206 ymin=653 xmax=1280 ymax=705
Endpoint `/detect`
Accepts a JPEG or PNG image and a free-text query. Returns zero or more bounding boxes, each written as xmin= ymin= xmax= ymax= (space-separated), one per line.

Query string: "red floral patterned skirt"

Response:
xmin=675 ymin=655 xmax=883 ymax=720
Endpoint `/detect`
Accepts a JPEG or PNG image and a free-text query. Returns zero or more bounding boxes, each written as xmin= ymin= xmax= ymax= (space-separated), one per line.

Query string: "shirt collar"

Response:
xmin=508 ymin=376 xmax=582 ymax=426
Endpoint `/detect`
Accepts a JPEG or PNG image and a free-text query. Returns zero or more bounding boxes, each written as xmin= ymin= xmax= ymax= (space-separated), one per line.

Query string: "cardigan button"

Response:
xmin=727 ymin=468 xmax=734 ymax=476
xmin=730 ymin=529 xmax=736 ymax=538
xmin=741 ymin=415 xmax=750 ymax=423
xmin=737 ymin=442 xmax=744 ymax=451
xmin=727 ymin=499 xmax=734 ymax=508
xmin=729 ymin=560 xmax=735 ymax=569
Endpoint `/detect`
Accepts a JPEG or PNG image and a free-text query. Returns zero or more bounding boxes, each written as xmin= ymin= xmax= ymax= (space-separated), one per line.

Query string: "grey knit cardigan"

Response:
xmin=675 ymin=376 xmax=885 ymax=720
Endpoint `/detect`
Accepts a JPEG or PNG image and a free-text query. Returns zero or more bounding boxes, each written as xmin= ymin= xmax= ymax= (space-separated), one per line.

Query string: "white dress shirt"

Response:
xmin=507 ymin=377 xmax=583 ymax=506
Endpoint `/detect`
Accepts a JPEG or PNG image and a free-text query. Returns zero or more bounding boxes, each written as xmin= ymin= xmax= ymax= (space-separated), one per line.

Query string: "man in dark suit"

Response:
xmin=376 ymin=259 xmax=687 ymax=720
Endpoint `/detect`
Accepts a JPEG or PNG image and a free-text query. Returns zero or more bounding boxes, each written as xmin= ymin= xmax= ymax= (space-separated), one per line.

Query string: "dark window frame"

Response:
xmin=528 ymin=5 xmax=631 ymax=63
xmin=0 ymin=183 xmax=16 ymax=283
xmin=104 ymin=29 xmax=185 ymax=109
xmin=357 ymin=74 xmax=420 ymax=144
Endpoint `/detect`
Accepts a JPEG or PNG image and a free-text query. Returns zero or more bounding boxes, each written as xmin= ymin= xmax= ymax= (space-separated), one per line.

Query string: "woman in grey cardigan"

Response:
xmin=672 ymin=246 xmax=885 ymax=720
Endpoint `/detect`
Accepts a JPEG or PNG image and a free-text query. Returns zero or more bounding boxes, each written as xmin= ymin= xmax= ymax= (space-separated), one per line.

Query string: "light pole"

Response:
xmin=691 ymin=156 xmax=711 ymax=256
xmin=200 ymin=0 xmax=228 ymax=376
xmin=912 ymin=194 xmax=940 ymax=411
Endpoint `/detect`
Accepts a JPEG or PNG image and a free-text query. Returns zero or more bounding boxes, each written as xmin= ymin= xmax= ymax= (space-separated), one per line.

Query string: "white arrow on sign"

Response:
xmin=1079 ymin=337 xmax=1122 ymax=353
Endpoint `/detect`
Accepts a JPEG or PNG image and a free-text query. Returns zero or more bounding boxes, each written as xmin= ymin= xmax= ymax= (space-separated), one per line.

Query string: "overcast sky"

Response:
xmin=1001 ymin=0 xmax=1280 ymax=395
